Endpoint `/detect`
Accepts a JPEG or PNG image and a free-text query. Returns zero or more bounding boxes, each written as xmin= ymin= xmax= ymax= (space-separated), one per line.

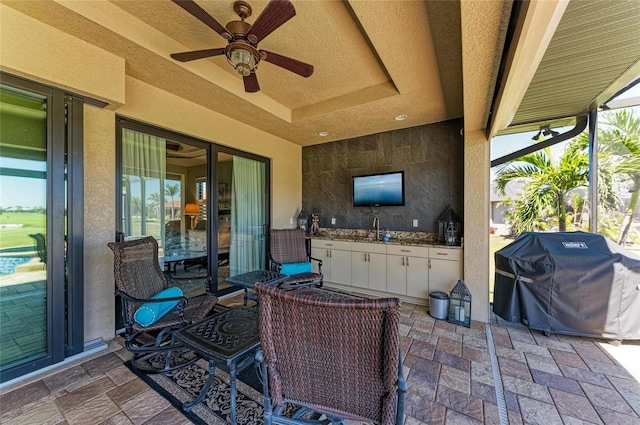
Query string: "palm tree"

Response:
xmin=165 ymin=183 xmax=180 ymax=219
xmin=147 ymin=192 xmax=162 ymax=219
xmin=495 ymin=141 xmax=589 ymax=233
xmin=598 ymin=110 xmax=640 ymax=244
xmin=131 ymin=196 xmax=142 ymax=217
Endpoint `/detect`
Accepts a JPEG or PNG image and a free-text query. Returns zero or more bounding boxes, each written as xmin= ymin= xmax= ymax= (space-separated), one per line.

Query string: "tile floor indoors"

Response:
xmin=1 ymin=290 xmax=639 ymax=425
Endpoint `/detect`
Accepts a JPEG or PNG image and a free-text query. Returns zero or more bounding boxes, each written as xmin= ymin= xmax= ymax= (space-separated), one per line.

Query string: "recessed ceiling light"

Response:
xmin=318 ymin=131 xmax=329 ymax=137
xmin=395 ymin=114 xmax=407 ymax=121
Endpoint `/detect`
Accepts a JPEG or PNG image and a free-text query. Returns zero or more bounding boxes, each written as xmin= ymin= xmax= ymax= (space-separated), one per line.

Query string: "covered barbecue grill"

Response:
xmin=493 ymin=231 xmax=640 ymax=340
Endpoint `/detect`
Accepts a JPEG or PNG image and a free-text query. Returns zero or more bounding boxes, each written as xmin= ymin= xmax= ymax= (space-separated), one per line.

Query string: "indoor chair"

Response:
xmin=108 ymin=236 xmax=218 ymax=373
xmin=255 ymin=283 xmax=407 ymax=425
xmin=268 ymin=228 xmax=323 ymax=289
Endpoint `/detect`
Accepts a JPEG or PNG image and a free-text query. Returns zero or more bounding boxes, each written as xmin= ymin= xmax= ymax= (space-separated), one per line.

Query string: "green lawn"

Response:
xmin=489 ymin=234 xmax=514 ymax=303
xmin=0 ymin=211 xmax=46 ymax=250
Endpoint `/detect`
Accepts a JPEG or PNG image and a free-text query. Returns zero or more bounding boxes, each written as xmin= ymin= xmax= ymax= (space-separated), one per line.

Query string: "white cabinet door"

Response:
xmin=386 ymin=255 xmax=407 ymax=295
xmin=428 ymin=258 xmax=461 ymax=294
xmin=406 ymin=255 xmax=430 ymax=298
xmin=368 ymin=252 xmax=387 ymax=291
xmin=428 ymin=247 xmax=462 ymax=294
xmin=351 ymin=251 xmax=369 ymax=288
xmin=331 ymin=249 xmax=352 ymax=285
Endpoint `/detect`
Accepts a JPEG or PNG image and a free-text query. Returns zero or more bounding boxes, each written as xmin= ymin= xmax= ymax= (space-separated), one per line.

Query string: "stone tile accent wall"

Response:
xmin=302 ymin=119 xmax=464 ymax=232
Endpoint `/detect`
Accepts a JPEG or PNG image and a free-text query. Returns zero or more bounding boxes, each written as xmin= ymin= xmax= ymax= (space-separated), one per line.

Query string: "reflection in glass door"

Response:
xmin=0 ymin=86 xmax=49 ymax=372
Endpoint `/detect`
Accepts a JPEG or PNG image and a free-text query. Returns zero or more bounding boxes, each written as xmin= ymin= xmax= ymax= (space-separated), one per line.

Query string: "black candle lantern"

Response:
xmin=448 ymin=279 xmax=471 ymax=327
xmin=436 ymin=205 xmax=462 ymax=246
xmin=297 ymin=209 xmax=308 ymax=232
xmin=445 ymin=221 xmax=458 ymax=246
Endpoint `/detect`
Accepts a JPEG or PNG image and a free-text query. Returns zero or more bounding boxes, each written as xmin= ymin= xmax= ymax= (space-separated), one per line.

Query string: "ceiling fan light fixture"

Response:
xmin=395 ymin=114 xmax=407 ymax=121
xmin=226 ymin=44 xmax=259 ymax=76
xmin=318 ymin=131 xmax=329 ymax=137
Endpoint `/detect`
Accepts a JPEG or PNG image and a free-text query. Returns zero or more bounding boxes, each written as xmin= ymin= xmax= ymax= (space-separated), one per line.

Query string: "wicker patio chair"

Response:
xmin=268 ymin=228 xmax=323 ymax=288
xmin=108 ymin=236 xmax=218 ymax=373
xmin=29 ymin=233 xmax=47 ymax=264
xmin=255 ymin=283 xmax=407 ymax=425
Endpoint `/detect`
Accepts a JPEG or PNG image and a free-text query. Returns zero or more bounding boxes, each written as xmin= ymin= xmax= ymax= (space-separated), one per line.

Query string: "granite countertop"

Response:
xmin=307 ymin=231 xmax=463 ymax=249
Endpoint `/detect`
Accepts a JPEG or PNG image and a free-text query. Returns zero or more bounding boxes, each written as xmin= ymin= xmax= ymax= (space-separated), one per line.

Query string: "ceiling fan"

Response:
xmin=170 ymin=0 xmax=314 ymax=93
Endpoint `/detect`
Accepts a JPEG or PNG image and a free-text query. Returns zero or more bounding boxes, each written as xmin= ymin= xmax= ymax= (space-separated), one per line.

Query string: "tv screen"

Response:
xmin=352 ymin=171 xmax=405 ymax=207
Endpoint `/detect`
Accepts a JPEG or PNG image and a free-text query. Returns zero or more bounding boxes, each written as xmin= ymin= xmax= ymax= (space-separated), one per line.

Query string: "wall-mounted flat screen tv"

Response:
xmin=352 ymin=171 xmax=405 ymax=207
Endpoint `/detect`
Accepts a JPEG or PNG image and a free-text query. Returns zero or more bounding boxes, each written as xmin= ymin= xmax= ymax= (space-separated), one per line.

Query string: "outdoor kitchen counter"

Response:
xmin=307 ymin=234 xmax=463 ymax=249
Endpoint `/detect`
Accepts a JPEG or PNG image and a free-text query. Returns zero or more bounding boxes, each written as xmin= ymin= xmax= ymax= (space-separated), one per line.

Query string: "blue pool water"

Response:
xmin=0 ymin=247 xmax=37 ymax=275
xmin=0 ymin=257 xmax=33 ymax=275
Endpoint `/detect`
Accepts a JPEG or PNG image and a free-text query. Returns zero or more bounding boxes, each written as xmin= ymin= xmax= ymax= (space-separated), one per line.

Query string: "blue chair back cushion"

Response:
xmin=280 ymin=261 xmax=312 ymax=275
xmin=134 ymin=287 xmax=183 ymax=326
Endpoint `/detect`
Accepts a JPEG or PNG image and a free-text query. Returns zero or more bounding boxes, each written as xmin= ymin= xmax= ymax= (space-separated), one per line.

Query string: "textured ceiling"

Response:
xmin=3 ymin=0 xmax=637 ymax=146
xmin=2 ymin=0 xmax=467 ymax=146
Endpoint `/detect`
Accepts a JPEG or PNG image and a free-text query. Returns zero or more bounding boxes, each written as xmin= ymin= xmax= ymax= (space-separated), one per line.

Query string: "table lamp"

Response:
xmin=184 ymin=203 xmax=200 ymax=230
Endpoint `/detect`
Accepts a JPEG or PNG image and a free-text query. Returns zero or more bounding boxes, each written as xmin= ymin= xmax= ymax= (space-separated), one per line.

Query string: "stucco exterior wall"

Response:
xmin=463 ymin=130 xmax=491 ymax=323
xmin=1 ymin=5 xmax=302 ymax=345
xmin=84 ymin=106 xmax=117 ymax=342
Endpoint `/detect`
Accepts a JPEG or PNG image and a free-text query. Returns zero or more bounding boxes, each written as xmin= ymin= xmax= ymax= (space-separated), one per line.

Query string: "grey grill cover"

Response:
xmin=493 ymin=231 xmax=640 ymax=340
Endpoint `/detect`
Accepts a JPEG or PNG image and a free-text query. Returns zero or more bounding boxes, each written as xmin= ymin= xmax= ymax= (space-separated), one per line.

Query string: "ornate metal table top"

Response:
xmin=225 ymin=269 xmax=290 ymax=289
xmin=174 ymin=306 xmax=259 ymax=360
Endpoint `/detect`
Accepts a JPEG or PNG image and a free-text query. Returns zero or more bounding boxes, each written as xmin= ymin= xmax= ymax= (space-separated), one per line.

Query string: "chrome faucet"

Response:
xmin=372 ymin=216 xmax=380 ymax=240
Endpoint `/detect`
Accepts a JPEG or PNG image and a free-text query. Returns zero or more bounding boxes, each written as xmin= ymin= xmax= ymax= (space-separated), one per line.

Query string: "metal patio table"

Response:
xmin=173 ymin=306 xmax=260 ymax=424
xmin=225 ymin=269 xmax=290 ymax=305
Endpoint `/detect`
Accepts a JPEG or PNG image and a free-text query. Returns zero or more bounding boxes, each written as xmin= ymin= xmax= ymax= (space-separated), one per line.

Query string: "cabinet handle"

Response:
xmin=402 ymin=257 xmax=405 ymax=266
xmin=437 ymin=252 xmax=448 ymax=256
xmin=326 ymin=243 xmax=333 ymax=246
xmin=364 ymin=253 xmax=367 ymax=261
xmin=429 ymin=259 xmax=431 ymax=268
xmin=406 ymin=257 xmax=409 ymax=266
xmin=330 ymin=250 xmax=332 ymax=258
xmin=401 ymin=249 xmax=411 ymax=252
xmin=367 ymin=253 xmax=370 ymax=261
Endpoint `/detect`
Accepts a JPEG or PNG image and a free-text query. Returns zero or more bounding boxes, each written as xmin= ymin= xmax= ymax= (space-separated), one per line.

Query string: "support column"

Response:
xmin=464 ymin=130 xmax=491 ymax=323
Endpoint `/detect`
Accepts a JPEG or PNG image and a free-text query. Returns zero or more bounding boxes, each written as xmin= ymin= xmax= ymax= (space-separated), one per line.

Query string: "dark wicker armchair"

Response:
xmin=108 ymin=236 xmax=218 ymax=372
xmin=29 ymin=233 xmax=47 ymax=265
xmin=268 ymin=228 xmax=323 ymax=288
xmin=255 ymin=283 xmax=407 ymax=425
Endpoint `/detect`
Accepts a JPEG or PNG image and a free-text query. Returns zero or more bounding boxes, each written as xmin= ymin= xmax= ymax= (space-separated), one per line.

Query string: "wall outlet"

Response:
xmin=290 ymin=217 xmax=294 ymax=225
xmin=413 ymin=219 xmax=419 ymax=227
xmin=331 ymin=217 xmax=336 ymax=225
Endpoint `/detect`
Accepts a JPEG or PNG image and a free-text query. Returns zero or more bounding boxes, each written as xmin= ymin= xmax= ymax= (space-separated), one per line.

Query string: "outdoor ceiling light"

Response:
xmin=531 ymin=130 xmax=542 ymax=141
xmin=226 ymin=43 xmax=259 ymax=77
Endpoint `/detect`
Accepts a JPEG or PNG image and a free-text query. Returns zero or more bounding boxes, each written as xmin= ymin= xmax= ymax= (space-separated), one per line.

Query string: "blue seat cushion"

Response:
xmin=134 ymin=287 xmax=183 ymax=327
xmin=280 ymin=261 xmax=312 ymax=275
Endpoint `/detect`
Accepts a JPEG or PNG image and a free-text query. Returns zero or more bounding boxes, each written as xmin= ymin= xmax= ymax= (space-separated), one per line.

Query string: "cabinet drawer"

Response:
xmin=311 ymin=239 xmax=351 ymax=250
xmin=386 ymin=245 xmax=430 ymax=258
xmin=351 ymin=242 xmax=387 ymax=254
xmin=429 ymin=247 xmax=462 ymax=261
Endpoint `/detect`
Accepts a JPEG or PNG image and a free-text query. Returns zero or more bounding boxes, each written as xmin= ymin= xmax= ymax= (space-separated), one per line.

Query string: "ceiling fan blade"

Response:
xmin=261 ymin=50 xmax=314 ymax=77
xmin=170 ymin=48 xmax=226 ymax=62
xmin=172 ymin=0 xmax=231 ymax=40
xmin=243 ymin=73 xmax=260 ymax=93
xmin=246 ymin=0 xmax=296 ymax=44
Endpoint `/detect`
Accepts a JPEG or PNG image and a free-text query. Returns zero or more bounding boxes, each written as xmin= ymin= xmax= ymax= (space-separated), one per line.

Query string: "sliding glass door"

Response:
xmin=0 ymin=74 xmax=83 ymax=383
xmin=116 ymin=119 xmax=270 ymax=300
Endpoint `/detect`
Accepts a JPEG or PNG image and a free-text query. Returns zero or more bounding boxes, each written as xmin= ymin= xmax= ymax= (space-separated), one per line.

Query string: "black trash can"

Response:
xmin=429 ymin=291 xmax=449 ymax=320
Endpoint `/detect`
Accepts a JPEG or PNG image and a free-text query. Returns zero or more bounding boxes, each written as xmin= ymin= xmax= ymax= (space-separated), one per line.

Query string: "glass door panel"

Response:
xmin=228 ymin=155 xmax=267 ymax=277
xmin=0 ymin=86 xmax=48 ymax=369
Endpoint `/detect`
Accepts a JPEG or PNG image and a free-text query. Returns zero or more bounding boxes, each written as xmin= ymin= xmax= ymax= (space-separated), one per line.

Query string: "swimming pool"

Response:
xmin=0 ymin=247 xmax=37 ymax=275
